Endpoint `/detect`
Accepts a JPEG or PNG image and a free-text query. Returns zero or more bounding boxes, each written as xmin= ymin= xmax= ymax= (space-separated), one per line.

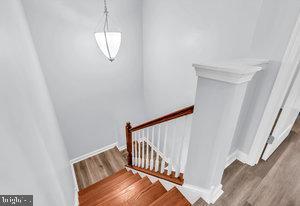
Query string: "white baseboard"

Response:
xmin=237 ymin=150 xmax=255 ymax=166
xmin=70 ymin=142 xmax=118 ymax=164
xmin=225 ymin=150 xmax=238 ymax=168
xmin=74 ymin=189 xmax=79 ymax=206
xmin=126 ymin=166 xmax=223 ymax=204
xmin=182 ymin=183 xmax=223 ymax=204
xmin=226 ymin=149 xmax=255 ymax=167
xmin=70 ymin=162 xmax=80 ymax=192
xmin=117 ymin=144 xmax=127 ymax=151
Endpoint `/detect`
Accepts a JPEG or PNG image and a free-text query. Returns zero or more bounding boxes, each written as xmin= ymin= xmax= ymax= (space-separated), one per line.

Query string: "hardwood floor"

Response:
xmin=73 ymin=146 xmax=126 ymax=190
xmin=78 ymin=169 xmax=191 ymax=206
xmin=194 ymin=119 xmax=300 ymax=206
xmin=74 ymin=118 xmax=300 ymax=205
xmin=73 ymin=144 xmax=166 ymax=190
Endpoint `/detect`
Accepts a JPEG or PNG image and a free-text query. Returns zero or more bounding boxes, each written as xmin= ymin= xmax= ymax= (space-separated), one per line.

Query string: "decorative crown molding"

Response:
xmin=193 ymin=59 xmax=265 ymax=84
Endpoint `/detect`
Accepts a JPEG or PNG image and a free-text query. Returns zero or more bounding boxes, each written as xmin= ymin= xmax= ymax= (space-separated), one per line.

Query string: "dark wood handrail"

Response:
xmin=130 ymin=105 xmax=194 ymax=132
xmin=125 ymin=105 xmax=194 ymax=185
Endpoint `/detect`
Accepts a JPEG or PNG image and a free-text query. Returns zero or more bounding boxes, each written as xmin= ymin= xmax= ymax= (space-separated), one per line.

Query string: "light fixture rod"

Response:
xmin=95 ymin=0 xmax=121 ymax=62
xmin=103 ymin=0 xmax=113 ymax=61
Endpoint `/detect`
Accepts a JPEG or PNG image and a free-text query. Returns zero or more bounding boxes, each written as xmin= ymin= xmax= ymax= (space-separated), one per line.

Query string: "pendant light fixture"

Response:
xmin=95 ymin=0 xmax=121 ymax=62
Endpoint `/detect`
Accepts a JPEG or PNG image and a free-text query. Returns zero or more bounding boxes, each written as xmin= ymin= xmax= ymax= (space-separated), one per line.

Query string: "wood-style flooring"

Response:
xmin=194 ymin=117 xmax=300 ymax=206
xmin=73 ymin=147 xmax=126 ymax=190
xmin=73 ymin=117 xmax=300 ymax=205
xmin=74 ymin=144 xmax=166 ymax=190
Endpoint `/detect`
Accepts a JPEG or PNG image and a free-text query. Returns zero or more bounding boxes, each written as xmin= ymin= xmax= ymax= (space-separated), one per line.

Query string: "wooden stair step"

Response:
xmin=128 ymin=181 xmax=167 ymax=206
xmin=126 ymin=165 xmax=184 ymax=185
xmin=79 ymin=171 xmax=134 ymax=203
xmin=81 ymin=173 xmax=142 ymax=206
xmin=149 ymin=187 xmax=191 ymax=206
xmin=79 ymin=168 xmax=127 ymax=195
xmin=95 ymin=176 xmax=153 ymax=206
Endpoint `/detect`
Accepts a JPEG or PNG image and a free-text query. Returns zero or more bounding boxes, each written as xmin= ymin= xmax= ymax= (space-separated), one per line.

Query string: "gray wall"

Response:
xmin=21 ymin=0 xmax=146 ymax=159
xmin=250 ymin=0 xmax=300 ymax=61
xmin=142 ymin=0 xmax=300 ymax=160
xmin=230 ymin=0 xmax=300 ymax=156
xmin=0 ymin=0 xmax=74 ymax=204
xmin=142 ymin=0 xmax=263 ymax=119
xmin=15 ymin=0 xmax=300 ymax=162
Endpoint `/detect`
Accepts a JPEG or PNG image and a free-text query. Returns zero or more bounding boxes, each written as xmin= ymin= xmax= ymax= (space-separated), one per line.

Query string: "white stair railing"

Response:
xmin=125 ymin=106 xmax=194 ymax=185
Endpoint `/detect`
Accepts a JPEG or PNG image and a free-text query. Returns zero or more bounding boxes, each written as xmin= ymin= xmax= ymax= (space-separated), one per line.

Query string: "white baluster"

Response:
xmin=132 ymin=131 xmax=135 ymax=165
xmin=134 ymin=132 xmax=138 ymax=166
xmin=138 ymin=130 xmax=141 ymax=167
xmin=155 ymin=124 xmax=161 ymax=172
xmin=180 ymin=115 xmax=193 ymax=172
xmin=160 ymin=123 xmax=168 ymax=173
xmin=168 ymin=120 xmax=177 ymax=175
xmin=145 ymin=127 xmax=150 ymax=169
xmin=150 ymin=126 xmax=155 ymax=170
xmin=141 ymin=129 xmax=145 ymax=168
xmin=175 ymin=117 xmax=187 ymax=177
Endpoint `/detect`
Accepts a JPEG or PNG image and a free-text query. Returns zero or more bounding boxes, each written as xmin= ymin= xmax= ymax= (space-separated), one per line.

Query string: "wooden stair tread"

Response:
xmin=95 ymin=176 xmax=153 ymax=206
xmin=79 ymin=168 xmax=127 ymax=195
xmin=128 ymin=181 xmax=167 ymax=206
xmin=81 ymin=173 xmax=142 ymax=206
xmin=126 ymin=165 xmax=184 ymax=185
xmin=149 ymin=187 xmax=191 ymax=206
xmin=79 ymin=171 xmax=134 ymax=203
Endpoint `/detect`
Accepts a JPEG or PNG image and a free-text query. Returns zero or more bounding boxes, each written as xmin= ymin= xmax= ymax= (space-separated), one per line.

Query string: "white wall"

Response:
xmin=0 ymin=0 xmax=74 ymax=205
xmin=142 ymin=0 xmax=300 ymax=164
xmin=250 ymin=0 xmax=300 ymax=61
xmin=230 ymin=0 xmax=300 ymax=157
xmin=142 ymin=0 xmax=263 ymax=118
xmin=229 ymin=62 xmax=279 ymax=155
xmin=21 ymin=0 xmax=146 ymax=159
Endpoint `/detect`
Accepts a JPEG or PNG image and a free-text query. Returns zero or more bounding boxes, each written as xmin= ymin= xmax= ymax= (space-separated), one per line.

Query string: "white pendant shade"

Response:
xmin=95 ymin=32 xmax=121 ymax=62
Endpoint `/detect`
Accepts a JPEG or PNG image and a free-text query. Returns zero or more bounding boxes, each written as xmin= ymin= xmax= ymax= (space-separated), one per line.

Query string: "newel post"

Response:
xmin=125 ymin=122 xmax=132 ymax=166
xmin=184 ymin=60 xmax=262 ymax=203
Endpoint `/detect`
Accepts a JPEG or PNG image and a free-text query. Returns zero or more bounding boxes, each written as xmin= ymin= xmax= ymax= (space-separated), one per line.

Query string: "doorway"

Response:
xmin=262 ymin=63 xmax=300 ymax=160
xmin=248 ymin=15 xmax=300 ymax=165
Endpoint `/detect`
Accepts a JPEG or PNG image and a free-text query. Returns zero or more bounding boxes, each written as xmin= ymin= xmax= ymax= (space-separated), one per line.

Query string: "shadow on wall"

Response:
xmin=229 ymin=61 xmax=281 ymax=157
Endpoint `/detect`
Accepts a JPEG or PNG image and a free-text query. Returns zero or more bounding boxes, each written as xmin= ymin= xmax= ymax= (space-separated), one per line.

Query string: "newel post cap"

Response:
xmin=193 ymin=59 xmax=264 ymax=84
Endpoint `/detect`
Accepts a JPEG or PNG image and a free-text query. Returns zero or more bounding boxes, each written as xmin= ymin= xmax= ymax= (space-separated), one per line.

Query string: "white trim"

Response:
xmin=70 ymin=163 xmax=79 ymax=205
xmin=141 ymin=137 xmax=169 ymax=162
xmin=130 ymin=137 xmax=169 ymax=164
xmin=262 ymin=123 xmax=294 ymax=160
xmin=74 ymin=189 xmax=79 ymax=206
xmin=126 ymin=166 xmax=223 ymax=204
xmin=117 ymin=144 xmax=127 ymax=151
xmin=226 ymin=150 xmax=255 ymax=168
xmin=70 ymin=142 xmax=117 ymax=164
xmin=248 ymin=15 xmax=300 ymax=165
xmin=116 ymin=141 xmax=168 ymax=163
xmin=183 ymin=184 xmax=224 ymax=204
xmin=236 ymin=150 xmax=254 ymax=166
xmin=229 ymin=58 xmax=270 ymax=67
xmin=193 ymin=60 xmax=262 ymax=84
xmin=225 ymin=150 xmax=238 ymax=168
xmin=70 ymin=162 xmax=79 ymax=191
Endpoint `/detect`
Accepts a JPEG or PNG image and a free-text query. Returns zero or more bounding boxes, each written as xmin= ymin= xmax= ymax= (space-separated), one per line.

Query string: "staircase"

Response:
xmin=125 ymin=106 xmax=194 ymax=185
xmin=78 ymin=169 xmax=191 ymax=206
